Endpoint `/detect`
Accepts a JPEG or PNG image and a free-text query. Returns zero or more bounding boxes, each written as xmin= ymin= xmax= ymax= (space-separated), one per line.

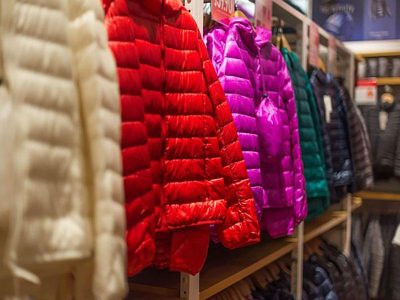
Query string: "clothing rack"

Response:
xmin=128 ymin=1 xmax=357 ymax=299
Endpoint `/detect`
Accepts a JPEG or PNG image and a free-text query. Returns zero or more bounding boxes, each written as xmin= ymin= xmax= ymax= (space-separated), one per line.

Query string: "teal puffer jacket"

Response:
xmin=281 ymin=48 xmax=330 ymax=219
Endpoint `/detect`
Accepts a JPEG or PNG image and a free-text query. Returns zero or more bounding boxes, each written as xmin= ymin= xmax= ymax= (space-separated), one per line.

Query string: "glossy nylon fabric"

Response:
xmin=310 ymin=70 xmax=354 ymax=202
xmin=103 ymin=0 xmax=260 ymax=275
xmin=205 ymin=20 xmax=306 ymax=238
xmin=281 ymin=48 xmax=330 ymax=219
xmin=256 ymin=27 xmax=307 ymax=236
xmin=204 ymin=19 xmax=266 ymax=221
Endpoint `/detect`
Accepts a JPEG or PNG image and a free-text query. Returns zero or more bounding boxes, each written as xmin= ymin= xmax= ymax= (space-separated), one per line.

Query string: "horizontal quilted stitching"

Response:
xmin=310 ymin=70 xmax=353 ymax=202
xmin=105 ymin=0 xmax=259 ymax=273
xmin=282 ymin=49 xmax=329 ymax=219
xmin=3 ymin=0 xmax=92 ymax=265
xmin=105 ymin=0 xmax=156 ymax=277
xmin=256 ymin=27 xmax=306 ymax=235
xmin=205 ymin=20 xmax=265 ymax=221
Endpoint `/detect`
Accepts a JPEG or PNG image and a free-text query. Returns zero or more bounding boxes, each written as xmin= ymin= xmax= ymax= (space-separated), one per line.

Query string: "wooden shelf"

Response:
xmin=303 ymin=210 xmax=347 ymax=243
xmin=355 ymin=191 xmax=400 ymax=201
xmin=129 ymin=198 xmax=359 ymax=299
xmin=129 ymin=198 xmax=360 ymax=299
xmin=376 ymin=77 xmax=400 ymax=85
xmin=358 ymin=77 xmax=400 ymax=85
xmin=356 ymin=51 xmax=400 ymax=58
xmin=199 ymin=238 xmax=295 ymax=299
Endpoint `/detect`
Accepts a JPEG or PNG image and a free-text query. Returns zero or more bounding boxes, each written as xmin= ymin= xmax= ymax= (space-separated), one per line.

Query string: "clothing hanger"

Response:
xmin=313 ymin=239 xmax=325 ymax=256
xmin=259 ymin=268 xmax=274 ymax=288
xmin=272 ymin=18 xmax=292 ymax=51
xmin=304 ymin=243 xmax=313 ymax=260
xmin=261 ymin=267 xmax=275 ymax=283
xmin=318 ymin=57 xmax=327 ymax=72
xmin=245 ymin=277 xmax=256 ymax=292
xmin=230 ymin=284 xmax=244 ymax=300
xmin=251 ymin=270 xmax=267 ymax=288
xmin=232 ymin=9 xmax=248 ymax=18
xmin=267 ymin=263 xmax=280 ymax=281
xmin=277 ymin=259 xmax=291 ymax=275
xmin=238 ymin=280 xmax=252 ymax=298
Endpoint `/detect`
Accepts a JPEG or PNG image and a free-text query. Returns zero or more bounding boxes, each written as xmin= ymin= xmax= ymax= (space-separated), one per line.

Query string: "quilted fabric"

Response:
xmin=1 ymin=0 xmax=92 ymax=276
xmin=68 ymin=1 xmax=127 ymax=298
xmin=310 ymin=70 xmax=353 ymax=202
xmin=103 ymin=0 xmax=260 ymax=275
xmin=205 ymin=21 xmax=306 ymax=238
xmin=103 ymin=0 xmax=156 ymax=276
xmin=204 ymin=18 xmax=266 ymax=221
xmin=0 ymin=0 xmax=126 ymax=299
xmin=256 ymin=27 xmax=307 ymax=236
xmin=281 ymin=49 xmax=330 ymax=219
xmin=336 ymin=78 xmax=373 ymax=191
xmin=360 ymin=103 xmax=400 ymax=178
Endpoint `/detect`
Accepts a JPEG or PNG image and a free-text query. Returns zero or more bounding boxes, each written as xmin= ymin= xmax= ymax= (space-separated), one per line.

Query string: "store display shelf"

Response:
xmin=355 ymin=191 xmax=400 ymax=201
xmin=355 ymin=51 xmax=400 ymax=58
xmin=199 ymin=238 xmax=295 ymax=299
xmin=129 ymin=198 xmax=359 ymax=299
xmin=303 ymin=211 xmax=347 ymax=243
xmin=358 ymin=77 xmax=400 ymax=85
xmin=377 ymin=77 xmax=400 ymax=85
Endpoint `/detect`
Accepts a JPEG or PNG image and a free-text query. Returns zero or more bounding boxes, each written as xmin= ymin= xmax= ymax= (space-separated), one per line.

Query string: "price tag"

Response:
xmin=309 ymin=22 xmax=320 ymax=67
xmin=211 ymin=0 xmax=235 ymax=24
xmin=255 ymin=0 xmax=272 ymax=29
xmin=323 ymin=95 xmax=332 ymax=123
xmin=393 ymin=224 xmax=400 ymax=246
xmin=379 ymin=111 xmax=388 ymax=130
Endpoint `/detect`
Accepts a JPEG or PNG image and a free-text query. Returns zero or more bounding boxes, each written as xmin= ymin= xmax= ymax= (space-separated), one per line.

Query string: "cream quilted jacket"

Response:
xmin=0 ymin=0 xmax=126 ymax=299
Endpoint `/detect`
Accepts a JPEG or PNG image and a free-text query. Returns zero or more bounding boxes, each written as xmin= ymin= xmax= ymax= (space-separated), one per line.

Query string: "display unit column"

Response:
xmin=343 ymin=193 xmax=352 ymax=256
xmin=182 ymin=2 xmax=203 ymax=298
xmin=181 ymin=273 xmax=200 ymax=300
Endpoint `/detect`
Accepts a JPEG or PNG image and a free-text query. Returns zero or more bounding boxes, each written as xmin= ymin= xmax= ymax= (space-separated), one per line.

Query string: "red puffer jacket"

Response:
xmin=103 ymin=0 xmax=260 ymax=275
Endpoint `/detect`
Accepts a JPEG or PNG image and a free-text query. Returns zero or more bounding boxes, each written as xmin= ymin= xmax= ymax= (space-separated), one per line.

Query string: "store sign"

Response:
xmin=212 ymin=0 xmax=235 ymax=24
xmin=355 ymin=79 xmax=377 ymax=105
xmin=312 ymin=0 xmax=400 ymax=41
xmin=255 ymin=0 xmax=273 ymax=29
xmin=309 ymin=22 xmax=320 ymax=67
xmin=328 ymin=36 xmax=337 ymax=74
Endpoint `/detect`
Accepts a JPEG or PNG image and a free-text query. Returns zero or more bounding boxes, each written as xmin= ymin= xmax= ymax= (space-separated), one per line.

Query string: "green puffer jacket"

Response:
xmin=281 ymin=48 xmax=330 ymax=219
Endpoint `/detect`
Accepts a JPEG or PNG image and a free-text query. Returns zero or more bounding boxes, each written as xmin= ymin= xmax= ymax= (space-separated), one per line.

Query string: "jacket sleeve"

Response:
xmin=198 ymin=36 xmax=260 ymax=249
xmin=68 ymin=2 xmax=127 ymax=299
xmin=278 ymin=54 xmax=307 ymax=224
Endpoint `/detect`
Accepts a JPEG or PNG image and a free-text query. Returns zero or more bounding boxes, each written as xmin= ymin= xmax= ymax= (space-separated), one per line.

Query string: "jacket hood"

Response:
xmin=103 ymin=0 xmax=183 ymax=15
xmin=255 ymin=26 xmax=272 ymax=48
xmin=312 ymin=69 xmax=335 ymax=87
xmin=229 ymin=17 xmax=258 ymax=54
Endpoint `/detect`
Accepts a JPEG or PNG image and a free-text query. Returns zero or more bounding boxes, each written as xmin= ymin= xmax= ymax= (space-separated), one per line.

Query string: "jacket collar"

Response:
xmin=255 ymin=26 xmax=272 ymax=48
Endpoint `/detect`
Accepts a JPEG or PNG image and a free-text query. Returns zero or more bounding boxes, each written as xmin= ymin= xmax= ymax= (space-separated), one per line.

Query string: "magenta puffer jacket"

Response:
xmin=256 ymin=27 xmax=307 ymax=236
xmin=205 ymin=18 xmax=266 ymax=221
xmin=205 ymin=19 xmax=307 ymax=238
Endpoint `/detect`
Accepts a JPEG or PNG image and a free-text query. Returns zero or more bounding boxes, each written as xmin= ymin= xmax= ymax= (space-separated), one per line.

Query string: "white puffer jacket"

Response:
xmin=0 ymin=0 xmax=126 ymax=299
